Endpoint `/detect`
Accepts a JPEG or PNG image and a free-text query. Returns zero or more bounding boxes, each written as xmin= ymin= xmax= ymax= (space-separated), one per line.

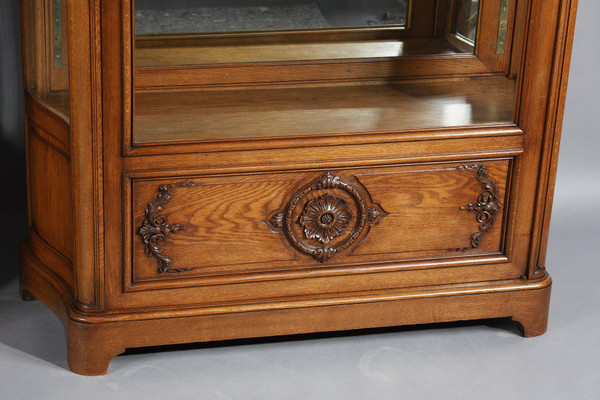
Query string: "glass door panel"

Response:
xmin=132 ymin=0 xmax=522 ymax=145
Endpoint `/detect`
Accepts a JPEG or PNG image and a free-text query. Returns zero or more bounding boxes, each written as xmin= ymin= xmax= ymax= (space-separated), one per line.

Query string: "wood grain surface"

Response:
xmin=132 ymin=162 xmax=510 ymax=283
xmin=135 ymin=38 xmax=463 ymax=66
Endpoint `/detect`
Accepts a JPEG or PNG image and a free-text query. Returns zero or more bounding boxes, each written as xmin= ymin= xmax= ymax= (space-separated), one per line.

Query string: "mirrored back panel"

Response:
xmin=135 ymin=0 xmax=411 ymax=35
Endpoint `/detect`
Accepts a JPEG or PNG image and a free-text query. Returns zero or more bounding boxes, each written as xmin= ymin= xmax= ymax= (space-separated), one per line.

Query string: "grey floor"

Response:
xmin=1 ymin=1 xmax=600 ymax=399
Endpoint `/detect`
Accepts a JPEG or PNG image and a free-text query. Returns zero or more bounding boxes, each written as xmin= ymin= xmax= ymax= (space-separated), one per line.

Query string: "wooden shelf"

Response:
xmin=135 ymin=38 xmax=462 ymax=67
xmin=134 ymin=75 xmax=516 ymax=144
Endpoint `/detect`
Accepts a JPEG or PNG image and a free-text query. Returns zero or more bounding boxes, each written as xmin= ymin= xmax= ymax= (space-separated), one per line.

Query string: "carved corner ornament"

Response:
xmin=454 ymin=164 xmax=502 ymax=252
xmin=137 ymin=182 xmax=199 ymax=273
xmin=267 ymin=172 xmax=387 ymax=263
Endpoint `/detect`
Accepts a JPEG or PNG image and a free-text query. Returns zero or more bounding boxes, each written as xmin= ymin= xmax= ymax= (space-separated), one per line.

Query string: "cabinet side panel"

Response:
xmin=534 ymin=0 xmax=579 ymax=272
xmin=27 ymin=128 xmax=74 ymax=282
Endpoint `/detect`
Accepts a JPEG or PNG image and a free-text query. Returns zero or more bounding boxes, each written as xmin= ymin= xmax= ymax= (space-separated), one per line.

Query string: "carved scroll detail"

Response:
xmin=267 ymin=172 xmax=387 ymax=263
xmin=454 ymin=165 xmax=502 ymax=252
xmin=137 ymin=182 xmax=199 ymax=273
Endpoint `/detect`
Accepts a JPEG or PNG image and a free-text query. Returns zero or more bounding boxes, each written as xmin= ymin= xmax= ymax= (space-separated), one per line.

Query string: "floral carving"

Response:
xmin=454 ymin=165 xmax=502 ymax=252
xmin=267 ymin=172 xmax=387 ymax=263
xmin=138 ymin=182 xmax=199 ymax=273
xmin=299 ymin=194 xmax=353 ymax=243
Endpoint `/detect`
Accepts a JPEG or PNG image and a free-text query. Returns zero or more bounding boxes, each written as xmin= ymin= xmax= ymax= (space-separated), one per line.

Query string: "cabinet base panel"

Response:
xmin=19 ymin=238 xmax=551 ymax=376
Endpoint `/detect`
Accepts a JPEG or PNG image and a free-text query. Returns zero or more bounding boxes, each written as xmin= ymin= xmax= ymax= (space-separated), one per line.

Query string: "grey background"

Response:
xmin=1 ymin=0 xmax=598 ymax=398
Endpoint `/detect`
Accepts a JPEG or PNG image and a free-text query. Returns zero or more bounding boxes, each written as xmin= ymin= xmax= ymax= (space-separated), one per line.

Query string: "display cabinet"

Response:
xmin=19 ymin=0 xmax=578 ymax=375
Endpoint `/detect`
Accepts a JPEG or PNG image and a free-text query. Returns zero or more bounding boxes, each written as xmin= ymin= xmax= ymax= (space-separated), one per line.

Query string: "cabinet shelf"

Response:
xmin=135 ymin=38 xmax=461 ymax=66
xmin=134 ymin=75 xmax=516 ymax=144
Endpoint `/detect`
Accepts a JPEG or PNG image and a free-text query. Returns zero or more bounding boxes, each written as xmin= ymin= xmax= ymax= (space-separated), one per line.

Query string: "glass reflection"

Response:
xmin=453 ymin=0 xmax=479 ymax=42
xmin=135 ymin=0 xmax=410 ymax=35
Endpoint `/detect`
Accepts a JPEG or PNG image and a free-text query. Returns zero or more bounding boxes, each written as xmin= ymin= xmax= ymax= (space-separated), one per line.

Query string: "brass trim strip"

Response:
xmin=53 ymin=0 xmax=63 ymax=69
xmin=496 ymin=0 xmax=510 ymax=55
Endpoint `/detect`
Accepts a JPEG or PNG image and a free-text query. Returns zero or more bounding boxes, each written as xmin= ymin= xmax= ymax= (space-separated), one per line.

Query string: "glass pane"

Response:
xmin=133 ymin=0 xmax=484 ymax=67
xmin=453 ymin=0 xmax=479 ymax=42
xmin=22 ymin=0 xmax=70 ymax=119
xmin=132 ymin=0 xmax=523 ymax=145
xmin=135 ymin=0 xmax=409 ymax=35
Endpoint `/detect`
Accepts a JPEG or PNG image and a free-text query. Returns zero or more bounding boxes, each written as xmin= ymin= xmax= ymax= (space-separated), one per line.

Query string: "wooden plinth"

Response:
xmin=19 ymin=239 xmax=551 ymax=376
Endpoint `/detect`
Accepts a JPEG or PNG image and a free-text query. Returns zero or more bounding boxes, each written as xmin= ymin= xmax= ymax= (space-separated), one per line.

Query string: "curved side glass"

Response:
xmin=454 ymin=0 xmax=479 ymax=42
xmin=22 ymin=0 xmax=70 ymax=120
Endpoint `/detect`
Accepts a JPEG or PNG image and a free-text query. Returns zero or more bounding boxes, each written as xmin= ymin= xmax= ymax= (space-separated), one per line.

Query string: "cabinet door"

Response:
xmin=129 ymin=0 xmax=524 ymax=146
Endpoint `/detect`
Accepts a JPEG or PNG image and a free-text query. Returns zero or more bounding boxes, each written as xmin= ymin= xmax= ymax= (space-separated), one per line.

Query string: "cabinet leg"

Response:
xmin=19 ymin=241 xmax=37 ymax=301
xmin=511 ymin=312 xmax=549 ymax=338
xmin=66 ymin=321 xmax=124 ymax=376
xmin=19 ymin=287 xmax=37 ymax=301
xmin=511 ymin=280 xmax=551 ymax=338
xmin=67 ymin=338 xmax=123 ymax=376
xmin=19 ymin=272 xmax=36 ymax=302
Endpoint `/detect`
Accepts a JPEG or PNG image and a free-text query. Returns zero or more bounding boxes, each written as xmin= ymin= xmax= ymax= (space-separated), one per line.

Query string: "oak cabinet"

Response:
xmin=20 ymin=0 xmax=578 ymax=375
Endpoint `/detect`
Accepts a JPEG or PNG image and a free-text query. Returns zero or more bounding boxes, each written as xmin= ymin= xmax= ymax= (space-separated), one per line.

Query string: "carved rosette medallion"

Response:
xmin=300 ymin=194 xmax=353 ymax=243
xmin=454 ymin=164 xmax=502 ymax=252
xmin=267 ymin=172 xmax=387 ymax=263
xmin=137 ymin=182 xmax=199 ymax=273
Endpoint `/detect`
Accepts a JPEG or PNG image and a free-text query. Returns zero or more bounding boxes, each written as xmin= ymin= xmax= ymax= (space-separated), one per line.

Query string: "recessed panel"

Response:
xmin=131 ymin=160 xmax=511 ymax=285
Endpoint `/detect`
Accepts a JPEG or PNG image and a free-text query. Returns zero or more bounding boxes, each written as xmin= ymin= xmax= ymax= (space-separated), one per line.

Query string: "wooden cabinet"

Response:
xmin=19 ymin=0 xmax=578 ymax=375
